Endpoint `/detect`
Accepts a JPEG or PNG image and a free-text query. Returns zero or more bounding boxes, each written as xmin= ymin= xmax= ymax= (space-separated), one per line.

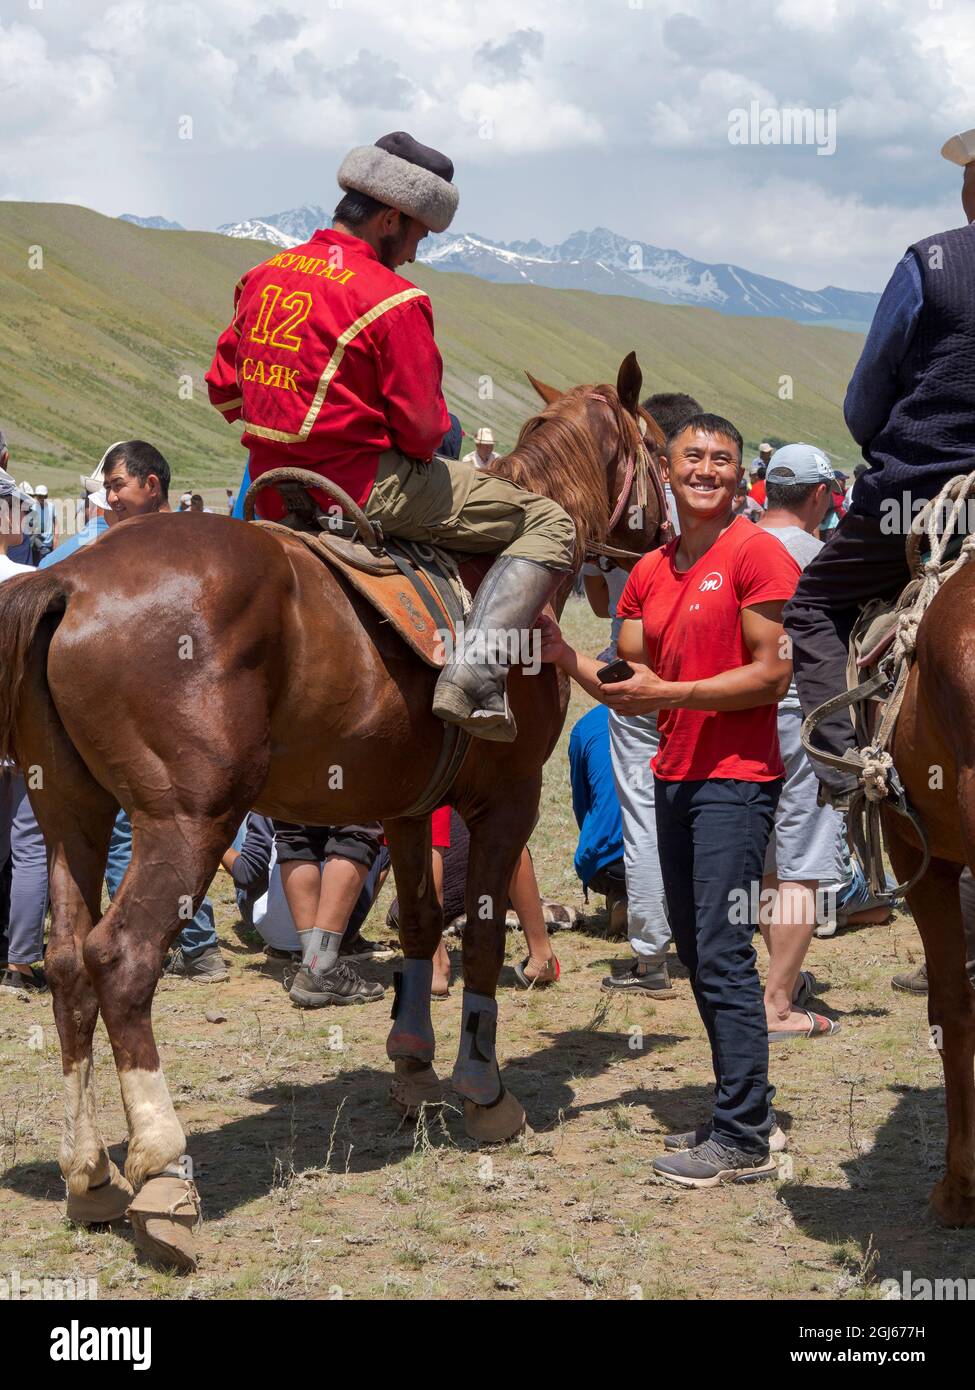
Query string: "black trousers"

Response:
xmin=782 ymin=511 xmax=910 ymax=793
xmin=655 ymin=776 xmax=780 ymax=1153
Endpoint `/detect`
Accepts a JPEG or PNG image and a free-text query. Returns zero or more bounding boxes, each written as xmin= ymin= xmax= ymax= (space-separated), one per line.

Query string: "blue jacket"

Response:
xmin=568 ymin=704 xmax=624 ymax=888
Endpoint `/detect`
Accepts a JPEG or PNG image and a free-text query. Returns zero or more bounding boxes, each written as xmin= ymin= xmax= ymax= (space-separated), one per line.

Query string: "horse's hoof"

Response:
xmin=390 ymin=1060 xmax=445 ymax=1119
xmin=127 ymin=1173 xmax=201 ymax=1273
xmin=463 ymin=1090 xmax=530 ymax=1144
xmin=66 ymin=1161 xmax=134 ymax=1226
xmin=930 ymin=1178 xmax=975 ymax=1228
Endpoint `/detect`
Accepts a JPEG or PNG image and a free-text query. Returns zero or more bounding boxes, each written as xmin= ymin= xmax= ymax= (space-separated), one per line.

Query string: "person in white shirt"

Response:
xmin=462 ymin=426 xmax=500 ymax=469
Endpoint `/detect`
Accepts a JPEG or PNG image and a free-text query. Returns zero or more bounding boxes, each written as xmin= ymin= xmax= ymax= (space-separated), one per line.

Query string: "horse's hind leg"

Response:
xmin=888 ymin=827 xmax=975 ymax=1225
xmin=83 ymin=808 xmax=246 ymax=1269
xmin=453 ymin=778 xmax=539 ymax=1143
xmin=14 ymin=630 xmax=129 ymax=1223
xmin=383 ymin=816 xmax=446 ymax=1117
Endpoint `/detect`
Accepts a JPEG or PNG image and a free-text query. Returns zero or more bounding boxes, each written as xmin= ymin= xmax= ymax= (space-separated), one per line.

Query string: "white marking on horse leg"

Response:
xmin=60 ymin=1059 xmax=110 ymax=1195
xmin=119 ymin=1068 xmax=186 ymax=1189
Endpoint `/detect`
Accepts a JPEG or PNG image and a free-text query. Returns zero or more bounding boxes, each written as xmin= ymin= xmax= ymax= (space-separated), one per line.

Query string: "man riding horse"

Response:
xmin=784 ymin=126 xmax=975 ymax=804
xmin=206 ymin=130 xmax=575 ymax=741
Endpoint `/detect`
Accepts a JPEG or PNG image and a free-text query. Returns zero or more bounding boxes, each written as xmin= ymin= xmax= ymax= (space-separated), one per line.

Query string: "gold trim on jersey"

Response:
xmin=242 ymin=286 xmax=427 ymax=444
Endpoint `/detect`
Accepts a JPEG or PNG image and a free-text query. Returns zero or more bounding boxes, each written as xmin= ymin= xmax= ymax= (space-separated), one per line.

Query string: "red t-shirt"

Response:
xmin=749 ymin=480 xmax=766 ymax=507
xmin=616 ymin=516 xmax=800 ymax=782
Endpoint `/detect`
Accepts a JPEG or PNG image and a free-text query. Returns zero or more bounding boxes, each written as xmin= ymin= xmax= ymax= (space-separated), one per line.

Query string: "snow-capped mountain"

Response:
xmin=420 ymin=227 xmax=879 ymax=330
xmin=216 ymin=204 xmax=331 ymax=249
xmin=118 ymin=206 xmax=878 ymax=330
xmin=119 ymin=213 xmax=185 ymax=231
xmin=215 ymin=218 xmax=302 ymax=249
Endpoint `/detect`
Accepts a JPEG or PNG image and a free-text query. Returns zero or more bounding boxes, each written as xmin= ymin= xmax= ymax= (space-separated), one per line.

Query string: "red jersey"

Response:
xmin=616 ymin=517 xmax=800 ymax=782
xmin=206 ymin=228 xmax=450 ymax=516
xmin=749 ymin=479 xmax=766 ymax=507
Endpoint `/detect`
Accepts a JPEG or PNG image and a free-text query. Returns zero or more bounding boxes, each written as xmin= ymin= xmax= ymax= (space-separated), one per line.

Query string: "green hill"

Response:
xmin=0 ymin=202 xmax=864 ymax=497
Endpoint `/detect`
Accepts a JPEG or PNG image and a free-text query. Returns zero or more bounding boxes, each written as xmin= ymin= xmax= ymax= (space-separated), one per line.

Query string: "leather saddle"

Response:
xmin=247 ymin=468 xmax=477 ymax=667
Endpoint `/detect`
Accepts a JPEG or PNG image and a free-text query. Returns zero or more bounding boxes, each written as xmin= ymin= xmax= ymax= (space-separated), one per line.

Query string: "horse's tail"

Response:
xmin=0 ymin=569 xmax=68 ymax=763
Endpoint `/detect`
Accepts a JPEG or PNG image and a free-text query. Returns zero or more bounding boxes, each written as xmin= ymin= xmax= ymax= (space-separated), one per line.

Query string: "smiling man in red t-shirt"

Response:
xmin=541 ymin=413 xmax=800 ymax=1187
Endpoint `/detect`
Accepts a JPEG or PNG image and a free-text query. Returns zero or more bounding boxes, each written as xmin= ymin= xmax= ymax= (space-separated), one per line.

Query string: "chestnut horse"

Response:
xmin=886 ymin=564 xmax=975 ymax=1228
xmin=0 ymin=353 xmax=665 ymax=1269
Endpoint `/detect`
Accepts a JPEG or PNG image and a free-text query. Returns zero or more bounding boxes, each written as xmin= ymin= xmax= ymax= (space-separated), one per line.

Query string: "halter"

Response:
xmin=584 ymin=393 xmax=673 ymax=562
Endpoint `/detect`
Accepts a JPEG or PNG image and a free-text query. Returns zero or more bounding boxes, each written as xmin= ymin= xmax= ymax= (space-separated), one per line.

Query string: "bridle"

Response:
xmin=583 ymin=393 xmax=673 ymax=562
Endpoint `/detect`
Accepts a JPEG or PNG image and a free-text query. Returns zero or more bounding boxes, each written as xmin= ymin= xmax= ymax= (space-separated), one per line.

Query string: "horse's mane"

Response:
xmin=490 ymin=384 xmax=645 ymax=569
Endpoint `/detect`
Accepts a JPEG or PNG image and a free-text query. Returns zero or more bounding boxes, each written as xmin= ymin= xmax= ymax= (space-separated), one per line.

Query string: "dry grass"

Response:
xmin=0 ymin=598 xmax=965 ymax=1300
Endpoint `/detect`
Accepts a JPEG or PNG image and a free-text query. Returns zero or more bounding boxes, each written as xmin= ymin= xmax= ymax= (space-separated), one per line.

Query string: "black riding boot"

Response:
xmin=431 ymin=555 xmax=567 ymax=742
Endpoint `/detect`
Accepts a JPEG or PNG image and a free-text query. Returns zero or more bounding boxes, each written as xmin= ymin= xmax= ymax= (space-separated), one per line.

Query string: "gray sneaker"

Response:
xmin=164 ymin=944 xmax=229 ymax=982
xmin=664 ymin=1120 xmax=786 ymax=1153
xmin=601 ymin=961 xmax=676 ymax=997
xmin=891 ymin=963 xmax=927 ymax=994
xmin=653 ymin=1136 xmax=776 ymax=1188
xmin=0 ymin=966 xmax=48 ymax=996
xmin=288 ymin=959 xmax=385 ymax=1008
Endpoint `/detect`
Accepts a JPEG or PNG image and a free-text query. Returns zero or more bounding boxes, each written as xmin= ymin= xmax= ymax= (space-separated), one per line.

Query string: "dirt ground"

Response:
xmin=0 ymin=599 xmax=968 ymax=1301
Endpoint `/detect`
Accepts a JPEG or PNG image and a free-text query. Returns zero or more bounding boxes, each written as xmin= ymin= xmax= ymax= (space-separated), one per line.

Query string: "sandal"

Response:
xmin=514 ymin=955 xmax=560 ymax=989
xmin=769 ymin=1008 xmax=840 ymax=1042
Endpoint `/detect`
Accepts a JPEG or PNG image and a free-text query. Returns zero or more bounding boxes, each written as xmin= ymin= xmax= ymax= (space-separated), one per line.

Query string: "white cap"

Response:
xmin=475 ymin=427 xmax=494 ymax=445
xmin=87 ymin=487 xmax=109 ymax=511
xmin=942 ymin=128 xmax=975 ymax=167
xmin=35 ymin=484 xmax=48 ymax=497
xmin=765 ymin=442 xmax=837 ymax=487
xmin=82 ymin=440 xmax=126 ymax=494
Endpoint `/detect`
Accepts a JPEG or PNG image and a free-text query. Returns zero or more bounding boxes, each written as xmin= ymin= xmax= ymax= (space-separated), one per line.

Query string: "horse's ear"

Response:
xmin=526 ymin=371 xmax=563 ymax=405
xmin=616 ymin=351 xmax=643 ymax=415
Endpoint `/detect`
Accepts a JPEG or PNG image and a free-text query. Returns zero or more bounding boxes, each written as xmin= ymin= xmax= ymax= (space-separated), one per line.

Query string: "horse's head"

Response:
xmin=509 ymin=351 xmax=670 ymax=571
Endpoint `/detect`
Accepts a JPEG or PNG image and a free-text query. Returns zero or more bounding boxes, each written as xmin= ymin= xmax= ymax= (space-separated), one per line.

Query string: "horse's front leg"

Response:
xmin=453 ymin=778 xmax=540 ymax=1142
xmin=384 ymin=816 xmax=447 ymax=1117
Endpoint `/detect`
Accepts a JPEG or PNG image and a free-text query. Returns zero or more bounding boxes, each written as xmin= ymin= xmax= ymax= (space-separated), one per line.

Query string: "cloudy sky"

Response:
xmin=2 ymin=0 xmax=973 ymax=291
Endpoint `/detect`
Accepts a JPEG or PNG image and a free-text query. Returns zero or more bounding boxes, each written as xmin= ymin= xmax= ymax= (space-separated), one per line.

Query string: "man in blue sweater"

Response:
xmin=568 ymin=705 xmax=625 ymax=914
xmin=784 ymin=127 xmax=975 ymax=803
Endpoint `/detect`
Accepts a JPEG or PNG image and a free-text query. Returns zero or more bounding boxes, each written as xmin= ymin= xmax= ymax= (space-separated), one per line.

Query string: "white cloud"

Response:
xmin=456 ymin=80 xmax=604 ymax=156
xmin=2 ymin=0 xmax=973 ymax=289
xmin=653 ymin=174 xmax=959 ymax=291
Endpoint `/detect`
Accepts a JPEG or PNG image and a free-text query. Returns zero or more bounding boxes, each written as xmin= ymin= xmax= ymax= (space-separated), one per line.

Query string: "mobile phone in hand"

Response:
xmin=596 ymin=658 xmax=635 ymax=684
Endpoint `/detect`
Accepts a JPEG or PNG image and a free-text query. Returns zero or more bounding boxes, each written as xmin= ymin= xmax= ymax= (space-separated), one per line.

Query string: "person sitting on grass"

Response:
xmin=221 ymin=812 xmax=394 ymax=967
xmin=274 ymin=820 xmax=387 ymax=1008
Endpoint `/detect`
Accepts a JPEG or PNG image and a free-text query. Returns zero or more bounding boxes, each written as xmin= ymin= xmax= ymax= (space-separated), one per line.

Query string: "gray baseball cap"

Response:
xmin=765 ymin=443 xmax=836 ymax=487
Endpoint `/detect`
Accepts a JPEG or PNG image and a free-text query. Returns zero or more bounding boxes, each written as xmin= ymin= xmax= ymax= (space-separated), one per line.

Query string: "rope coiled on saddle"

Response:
xmin=894 ymin=471 xmax=975 ymax=665
xmin=800 ymin=470 xmax=975 ymax=902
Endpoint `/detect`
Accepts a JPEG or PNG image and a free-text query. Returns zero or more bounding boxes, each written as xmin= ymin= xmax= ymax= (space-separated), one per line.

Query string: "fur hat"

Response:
xmin=337 ymin=131 xmax=459 ymax=233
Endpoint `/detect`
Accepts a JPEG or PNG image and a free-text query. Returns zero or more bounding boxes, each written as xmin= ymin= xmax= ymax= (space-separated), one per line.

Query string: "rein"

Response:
xmin=584 ymin=393 xmax=672 ymax=562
